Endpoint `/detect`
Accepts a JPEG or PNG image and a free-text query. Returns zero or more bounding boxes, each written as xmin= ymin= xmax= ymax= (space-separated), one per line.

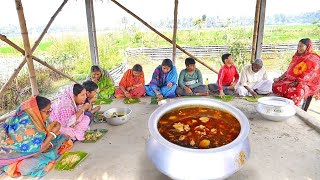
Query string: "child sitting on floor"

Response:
xmin=208 ymin=53 xmax=239 ymax=98
xmin=176 ymin=57 xmax=209 ymax=96
xmin=82 ymin=80 xmax=101 ymax=122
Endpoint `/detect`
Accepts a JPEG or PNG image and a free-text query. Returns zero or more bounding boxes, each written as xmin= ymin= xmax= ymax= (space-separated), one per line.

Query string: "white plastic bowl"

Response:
xmin=103 ymin=107 xmax=132 ymax=126
xmin=256 ymin=96 xmax=296 ymax=121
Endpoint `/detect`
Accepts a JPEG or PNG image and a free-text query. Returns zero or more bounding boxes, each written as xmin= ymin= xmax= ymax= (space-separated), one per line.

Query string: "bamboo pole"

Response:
xmin=172 ymin=0 xmax=178 ymax=64
xmin=85 ymin=0 xmax=100 ymax=65
xmin=111 ymin=0 xmax=218 ymax=74
xmin=32 ymin=0 xmax=69 ymax=52
xmin=0 ymin=35 xmax=77 ymax=83
xmin=251 ymin=0 xmax=261 ymax=62
xmin=0 ymin=0 xmax=68 ymax=98
xmin=255 ymin=0 xmax=266 ymax=59
xmin=15 ymin=0 xmax=39 ymax=95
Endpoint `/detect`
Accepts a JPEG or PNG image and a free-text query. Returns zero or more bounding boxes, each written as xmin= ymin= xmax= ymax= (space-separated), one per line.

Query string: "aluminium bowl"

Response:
xmin=103 ymin=107 xmax=132 ymax=126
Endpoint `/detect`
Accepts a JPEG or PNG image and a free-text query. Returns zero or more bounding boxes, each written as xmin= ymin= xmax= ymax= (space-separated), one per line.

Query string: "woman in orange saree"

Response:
xmin=115 ymin=64 xmax=146 ymax=98
xmin=272 ymin=38 xmax=320 ymax=106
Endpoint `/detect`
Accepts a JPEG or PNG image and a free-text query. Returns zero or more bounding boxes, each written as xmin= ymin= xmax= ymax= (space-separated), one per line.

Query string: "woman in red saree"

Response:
xmin=115 ymin=64 xmax=146 ymax=98
xmin=272 ymin=38 xmax=320 ymax=106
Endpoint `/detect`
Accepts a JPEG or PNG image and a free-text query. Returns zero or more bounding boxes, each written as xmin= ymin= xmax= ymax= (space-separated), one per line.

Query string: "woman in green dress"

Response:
xmin=86 ymin=65 xmax=116 ymax=102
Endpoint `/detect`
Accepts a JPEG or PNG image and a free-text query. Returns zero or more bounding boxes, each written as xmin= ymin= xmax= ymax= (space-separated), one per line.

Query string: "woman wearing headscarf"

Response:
xmin=50 ymin=84 xmax=91 ymax=141
xmin=272 ymin=38 xmax=320 ymax=106
xmin=115 ymin=64 xmax=146 ymax=98
xmin=86 ymin=65 xmax=116 ymax=100
xmin=0 ymin=96 xmax=71 ymax=177
xmin=145 ymin=59 xmax=178 ymax=100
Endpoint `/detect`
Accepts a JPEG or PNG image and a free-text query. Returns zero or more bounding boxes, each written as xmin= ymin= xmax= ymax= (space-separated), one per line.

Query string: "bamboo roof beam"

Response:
xmin=15 ymin=0 xmax=39 ymax=95
xmin=0 ymin=0 xmax=68 ymax=98
xmin=111 ymin=0 xmax=218 ymax=74
xmin=0 ymin=35 xmax=77 ymax=83
xmin=172 ymin=0 xmax=178 ymax=64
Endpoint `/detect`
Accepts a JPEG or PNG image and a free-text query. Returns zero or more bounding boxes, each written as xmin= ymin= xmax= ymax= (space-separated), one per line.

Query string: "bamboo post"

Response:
xmin=172 ymin=0 xmax=178 ymax=64
xmin=85 ymin=0 xmax=100 ymax=65
xmin=251 ymin=0 xmax=261 ymax=62
xmin=15 ymin=0 xmax=39 ymax=95
xmin=0 ymin=35 xmax=77 ymax=83
xmin=255 ymin=0 xmax=266 ymax=59
xmin=0 ymin=0 xmax=68 ymax=98
xmin=111 ymin=0 xmax=218 ymax=74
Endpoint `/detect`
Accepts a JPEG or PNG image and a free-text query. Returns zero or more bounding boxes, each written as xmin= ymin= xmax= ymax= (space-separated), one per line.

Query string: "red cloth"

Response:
xmin=216 ymin=64 xmax=239 ymax=90
xmin=272 ymin=39 xmax=320 ymax=105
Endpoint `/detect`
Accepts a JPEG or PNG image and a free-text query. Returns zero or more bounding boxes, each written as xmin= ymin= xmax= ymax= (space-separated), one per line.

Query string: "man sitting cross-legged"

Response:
xmin=236 ymin=58 xmax=273 ymax=97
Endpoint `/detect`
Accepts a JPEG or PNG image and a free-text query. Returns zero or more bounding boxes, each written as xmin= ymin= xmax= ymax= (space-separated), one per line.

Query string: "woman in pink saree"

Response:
xmin=50 ymin=84 xmax=91 ymax=141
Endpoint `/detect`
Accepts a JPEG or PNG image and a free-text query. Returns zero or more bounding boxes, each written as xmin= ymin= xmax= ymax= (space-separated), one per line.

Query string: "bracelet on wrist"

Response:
xmin=49 ymin=142 xmax=53 ymax=148
xmin=49 ymin=131 xmax=57 ymax=139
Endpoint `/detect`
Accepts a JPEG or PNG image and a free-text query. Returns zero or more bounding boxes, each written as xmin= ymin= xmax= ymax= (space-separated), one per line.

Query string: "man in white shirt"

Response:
xmin=236 ymin=59 xmax=273 ymax=97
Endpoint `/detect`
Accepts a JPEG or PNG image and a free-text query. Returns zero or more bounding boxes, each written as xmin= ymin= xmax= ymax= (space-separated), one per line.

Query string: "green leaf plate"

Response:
xmin=244 ymin=95 xmax=263 ymax=102
xmin=123 ymin=97 xmax=140 ymax=104
xmin=93 ymin=112 xmax=107 ymax=123
xmin=81 ymin=129 xmax=108 ymax=143
xmin=93 ymin=98 xmax=113 ymax=105
xmin=150 ymin=97 xmax=167 ymax=104
xmin=55 ymin=151 xmax=88 ymax=171
xmin=213 ymin=95 xmax=234 ymax=102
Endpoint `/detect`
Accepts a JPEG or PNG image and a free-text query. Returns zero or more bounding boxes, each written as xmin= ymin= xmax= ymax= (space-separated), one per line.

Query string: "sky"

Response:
xmin=0 ymin=0 xmax=319 ymax=29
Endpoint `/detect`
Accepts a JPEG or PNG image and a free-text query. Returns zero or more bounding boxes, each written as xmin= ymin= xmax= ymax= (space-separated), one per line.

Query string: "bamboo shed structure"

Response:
xmin=0 ymin=0 xmax=267 ymax=120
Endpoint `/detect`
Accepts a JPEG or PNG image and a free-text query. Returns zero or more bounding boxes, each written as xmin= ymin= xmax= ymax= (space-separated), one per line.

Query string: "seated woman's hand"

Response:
xmin=288 ymin=80 xmax=298 ymax=87
xmin=156 ymin=93 xmax=164 ymax=100
xmin=51 ymin=122 xmax=61 ymax=134
xmin=273 ymin=77 xmax=280 ymax=82
xmin=124 ymin=91 xmax=131 ymax=98
xmin=167 ymin=82 xmax=173 ymax=88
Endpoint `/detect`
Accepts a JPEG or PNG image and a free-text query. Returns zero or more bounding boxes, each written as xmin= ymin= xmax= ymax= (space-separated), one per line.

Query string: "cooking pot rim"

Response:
xmin=148 ymin=98 xmax=250 ymax=153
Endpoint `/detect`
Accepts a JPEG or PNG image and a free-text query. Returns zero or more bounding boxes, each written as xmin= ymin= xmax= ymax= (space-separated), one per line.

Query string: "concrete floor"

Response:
xmin=1 ymin=96 xmax=320 ymax=180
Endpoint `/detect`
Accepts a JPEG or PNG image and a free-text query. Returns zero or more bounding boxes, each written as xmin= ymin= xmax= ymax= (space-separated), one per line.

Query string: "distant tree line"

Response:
xmin=1 ymin=11 xmax=319 ymax=36
xmin=156 ymin=10 xmax=320 ymax=29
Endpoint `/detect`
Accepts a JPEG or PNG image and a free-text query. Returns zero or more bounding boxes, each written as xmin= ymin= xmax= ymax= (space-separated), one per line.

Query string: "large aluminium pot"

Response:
xmin=146 ymin=98 xmax=250 ymax=180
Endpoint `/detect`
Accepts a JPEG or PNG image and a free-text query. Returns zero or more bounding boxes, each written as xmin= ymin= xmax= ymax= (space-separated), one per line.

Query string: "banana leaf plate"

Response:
xmin=93 ymin=112 xmax=107 ymax=123
xmin=82 ymin=129 xmax=108 ymax=143
xmin=244 ymin=95 xmax=263 ymax=102
xmin=123 ymin=97 xmax=140 ymax=104
xmin=213 ymin=95 xmax=234 ymax=102
xmin=93 ymin=98 xmax=113 ymax=105
xmin=55 ymin=151 xmax=88 ymax=171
